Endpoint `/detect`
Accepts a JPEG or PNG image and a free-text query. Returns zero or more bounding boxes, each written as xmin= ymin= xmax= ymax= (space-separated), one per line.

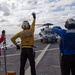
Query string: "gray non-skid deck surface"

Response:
xmin=0 ymin=40 xmax=61 ymax=75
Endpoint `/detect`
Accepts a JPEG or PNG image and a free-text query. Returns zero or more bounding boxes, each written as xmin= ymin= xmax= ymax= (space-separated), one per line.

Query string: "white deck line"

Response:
xmin=0 ymin=47 xmax=59 ymax=57
xmin=0 ymin=45 xmax=60 ymax=75
xmin=25 ymin=44 xmax=50 ymax=75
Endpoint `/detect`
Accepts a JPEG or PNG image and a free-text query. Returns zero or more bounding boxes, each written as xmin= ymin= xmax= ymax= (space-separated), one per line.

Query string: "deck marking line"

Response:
xmin=0 ymin=47 xmax=59 ymax=58
xmin=1 ymin=63 xmax=14 ymax=65
xmin=25 ymin=44 xmax=50 ymax=75
xmin=1 ymin=53 xmax=20 ymax=57
xmin=51 ymin=65 xmax=60 ymax=68
xmin=47 ymin=48 xmax=59 ymax=51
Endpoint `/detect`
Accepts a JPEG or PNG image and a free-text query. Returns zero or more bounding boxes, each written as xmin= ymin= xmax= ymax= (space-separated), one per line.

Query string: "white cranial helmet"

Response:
xmin=66 ymin=18 xmax=75 ymax=24
xmin=65 ymin=18 xmax=75 ymax=29
xmin=21 ymin=21 xmax=30 ymax=29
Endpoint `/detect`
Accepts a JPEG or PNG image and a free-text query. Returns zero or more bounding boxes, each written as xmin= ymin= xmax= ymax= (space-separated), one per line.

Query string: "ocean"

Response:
xmin=0 ymin=34 xmax=40 ymax=49
xmin=5 ymin=34 xmax=40 ymax=45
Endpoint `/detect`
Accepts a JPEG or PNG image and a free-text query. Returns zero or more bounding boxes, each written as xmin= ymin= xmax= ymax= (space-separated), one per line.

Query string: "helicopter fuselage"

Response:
xmin=39 ymin=27 xmax=58 ymax=43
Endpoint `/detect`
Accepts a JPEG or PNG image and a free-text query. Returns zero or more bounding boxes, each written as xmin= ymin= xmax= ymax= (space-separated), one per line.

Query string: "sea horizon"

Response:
xmin=5 ymin=34 xmax=40 ymax=45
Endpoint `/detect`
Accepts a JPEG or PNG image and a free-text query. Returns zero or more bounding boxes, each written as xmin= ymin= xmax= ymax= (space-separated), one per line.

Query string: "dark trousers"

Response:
xmin=60 ymin=54 xmax=75 ymax=75
xmin=20 ymin=48 xmax=36 ymax=75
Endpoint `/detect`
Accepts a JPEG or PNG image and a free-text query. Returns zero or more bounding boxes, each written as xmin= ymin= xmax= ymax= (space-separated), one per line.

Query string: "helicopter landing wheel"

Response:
xmin=55 ymin=39 xmax=57 ymax=42
xmin=41 ymin=39 xmax=43 ymax=42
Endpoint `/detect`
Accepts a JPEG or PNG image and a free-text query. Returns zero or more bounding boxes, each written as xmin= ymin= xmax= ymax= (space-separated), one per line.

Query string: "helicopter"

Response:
xmin=39 ymin=23 xmax=58 ymax=43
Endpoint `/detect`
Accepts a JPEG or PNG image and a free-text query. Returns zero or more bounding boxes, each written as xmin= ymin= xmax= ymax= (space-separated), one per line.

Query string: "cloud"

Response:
xmin=0 ymin=0 xmax=75 ymax=34
xmin=0 ymin=19 xmax=8 ymax=22
xmin=0 ymin=1 xmax=10 ymax=15
xmin=4 ymin=12 xmax=11 ymax=16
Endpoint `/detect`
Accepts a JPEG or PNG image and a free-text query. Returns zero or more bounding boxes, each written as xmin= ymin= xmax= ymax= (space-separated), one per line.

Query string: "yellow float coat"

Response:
xmin=11 ymin=19 xmax=36 ymax=48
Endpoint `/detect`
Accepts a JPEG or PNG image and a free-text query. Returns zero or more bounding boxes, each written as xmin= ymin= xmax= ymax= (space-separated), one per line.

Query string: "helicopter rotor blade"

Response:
xmin=43 ymin=23 xmax=53 ymax=26
xmin=1 ymin=23 xmax=53 ymax=27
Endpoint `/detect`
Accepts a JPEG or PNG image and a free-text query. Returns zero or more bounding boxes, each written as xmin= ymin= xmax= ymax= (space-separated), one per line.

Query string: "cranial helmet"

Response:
xmin=21 ymin=21 xmax=30 ymax=29
xmin=65 ymin=18 xmax=75 ymax=29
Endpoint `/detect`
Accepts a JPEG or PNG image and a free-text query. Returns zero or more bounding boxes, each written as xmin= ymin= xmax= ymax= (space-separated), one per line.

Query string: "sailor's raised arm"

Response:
xmin=31 ymin=12 xmax=36 ymax=33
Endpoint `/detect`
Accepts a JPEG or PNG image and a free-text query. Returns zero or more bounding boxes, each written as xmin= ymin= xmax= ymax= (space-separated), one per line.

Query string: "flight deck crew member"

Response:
xmin=0 ymin=30 xmax=5 ymax=55
xmin=0 ymin=30 xmax=5 ymax=70
xmin=52 ymin=18 xmax=75 ymax=75
xmin=11 ymin=12 xmax=36 ymax=75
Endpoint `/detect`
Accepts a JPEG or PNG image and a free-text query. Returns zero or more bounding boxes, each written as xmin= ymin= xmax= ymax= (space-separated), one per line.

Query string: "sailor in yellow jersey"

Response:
xmin=11 ymin=12 xmax=36 ymax=75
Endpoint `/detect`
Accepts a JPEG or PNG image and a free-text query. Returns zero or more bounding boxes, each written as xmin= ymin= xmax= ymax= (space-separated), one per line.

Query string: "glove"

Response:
xmin=16 ymin=45 xmax=20 ymax=50
xmin=32 ymin=12 xmax=36 ymax=19
xmin=2 ymin=30 xmax=5 ymax=34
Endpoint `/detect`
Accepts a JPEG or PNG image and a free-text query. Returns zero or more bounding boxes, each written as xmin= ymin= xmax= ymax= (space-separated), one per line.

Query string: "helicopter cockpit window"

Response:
xmin=51 ymin=31 xmax=55 ymax=34
xmin=44 ymin=31 xmax=50 ymax=34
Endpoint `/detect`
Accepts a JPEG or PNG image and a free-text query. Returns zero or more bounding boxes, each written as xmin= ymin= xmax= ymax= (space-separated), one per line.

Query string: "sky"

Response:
xmin=0 ymin=0 xmax=75 ymax=34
